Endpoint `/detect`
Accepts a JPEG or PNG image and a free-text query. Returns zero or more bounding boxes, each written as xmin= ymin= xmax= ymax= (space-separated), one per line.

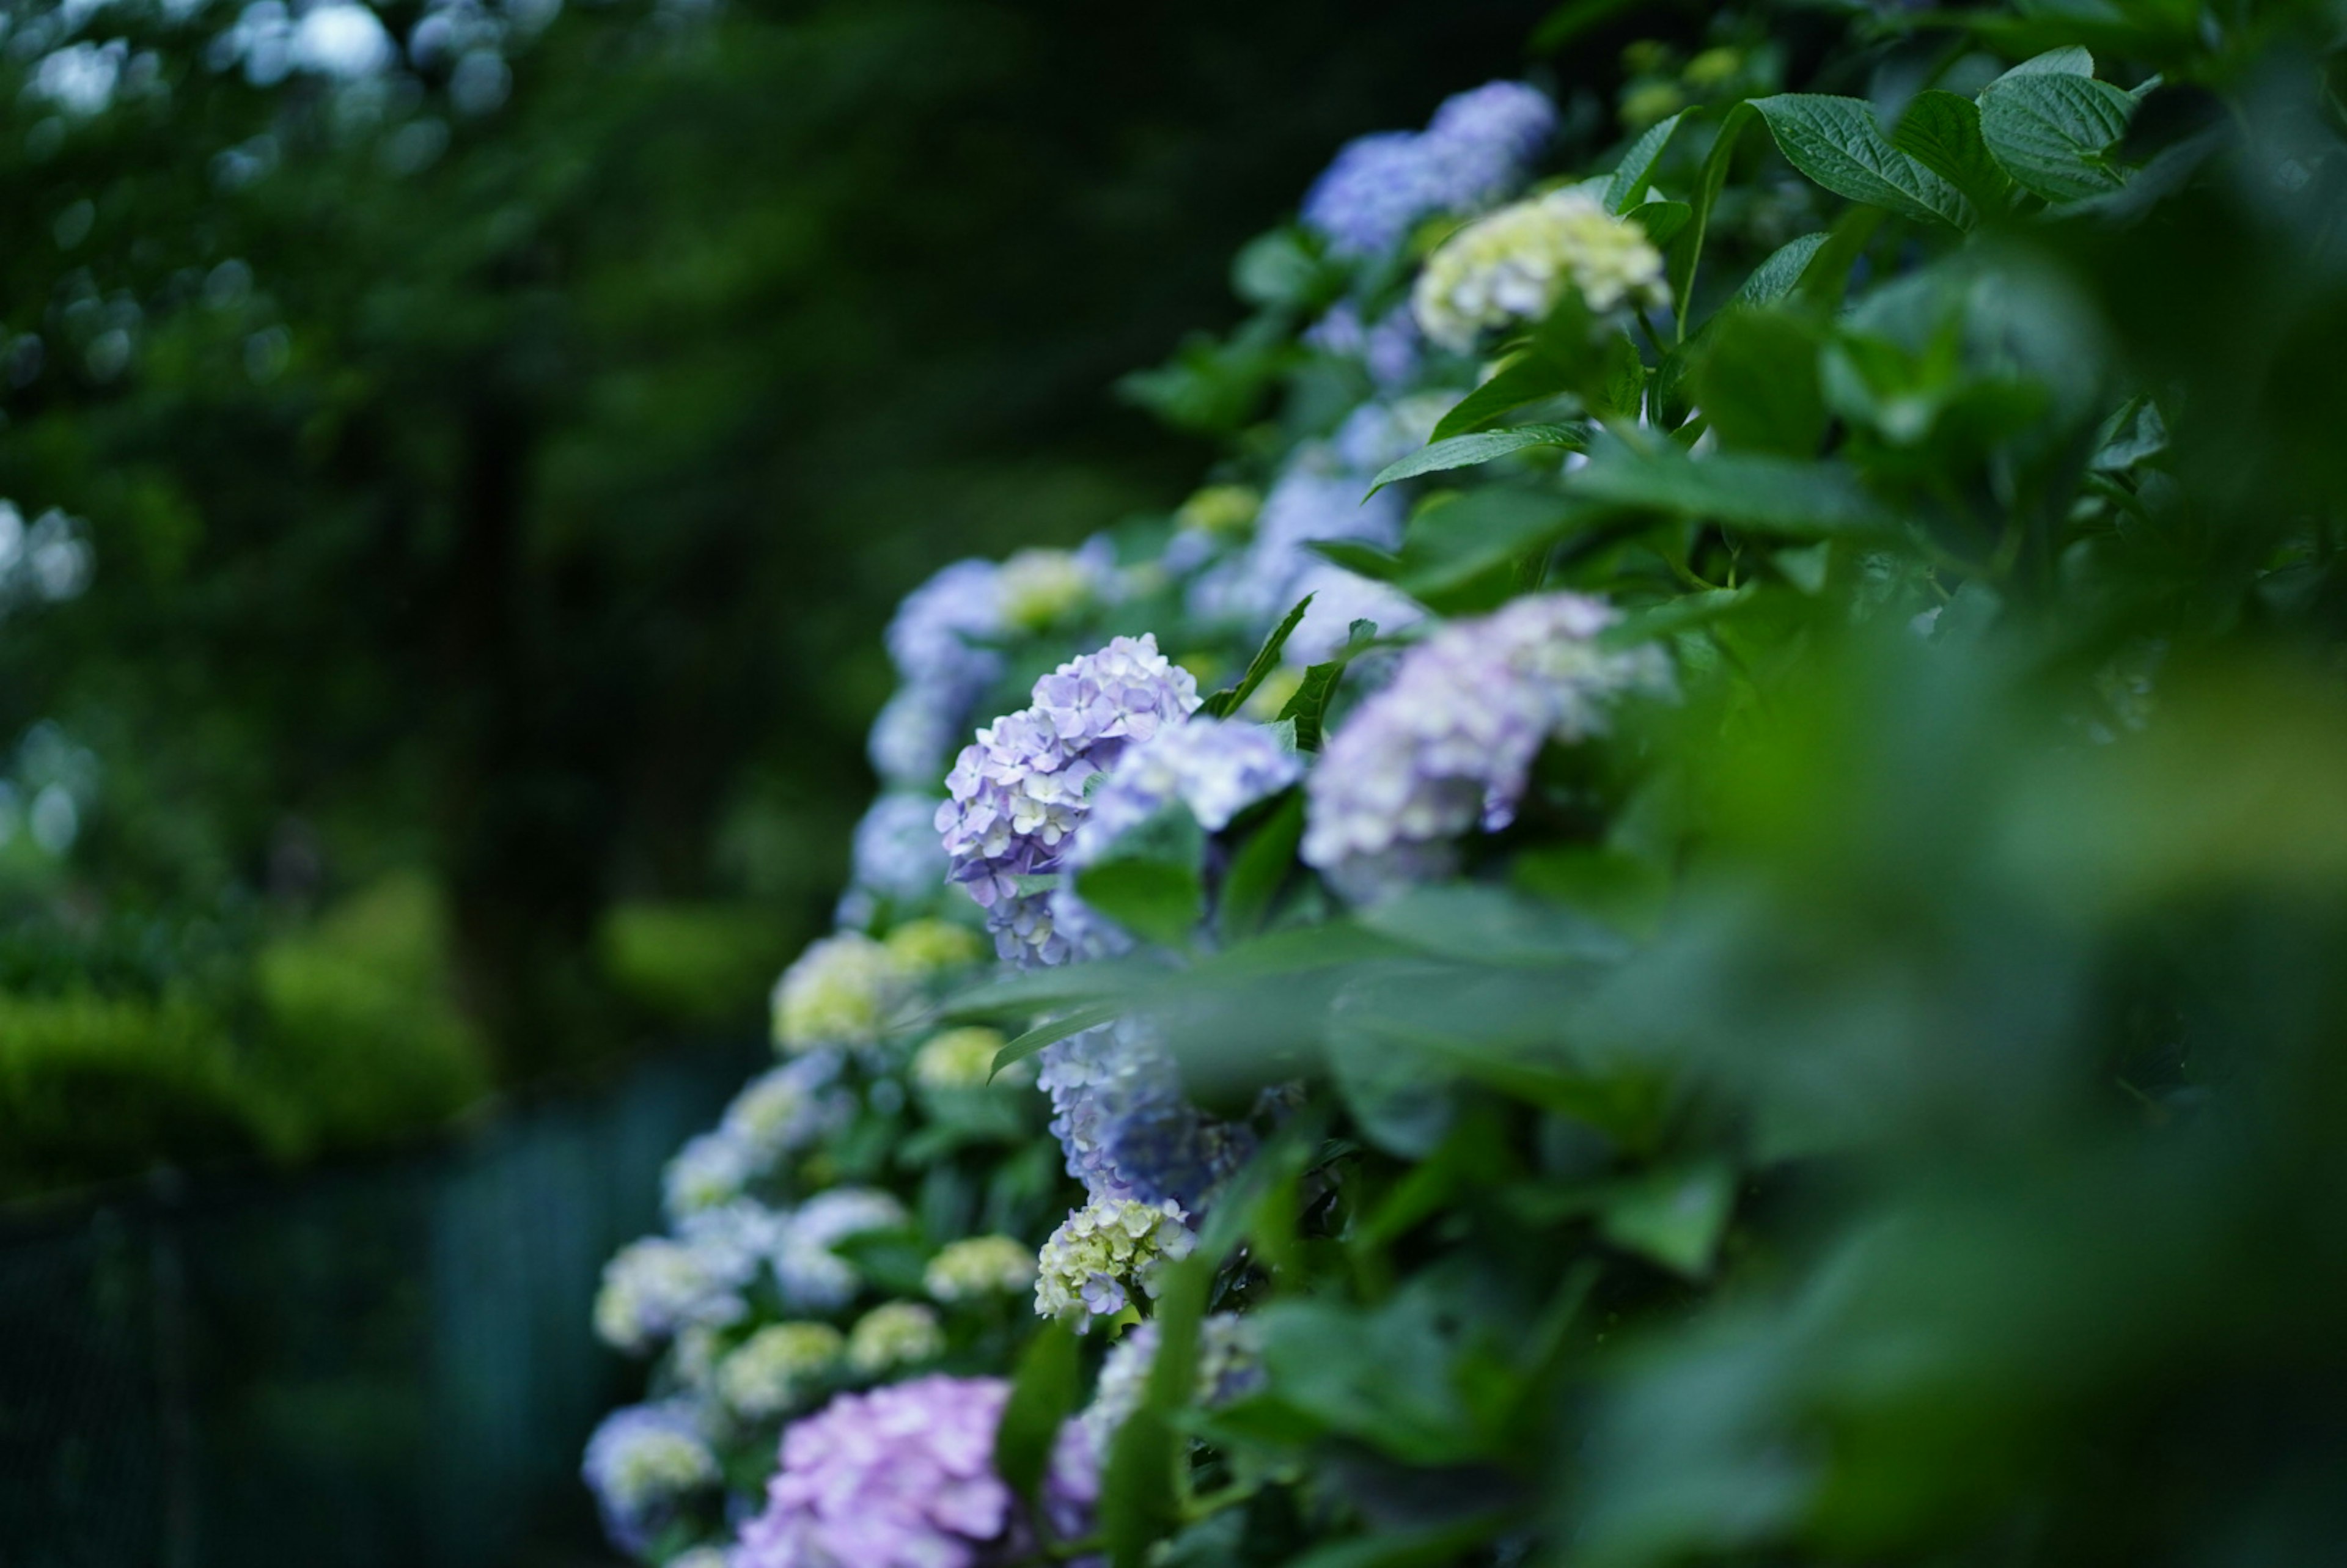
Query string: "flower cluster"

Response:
xmin=1079 ymin=1313 xmax=1268 ymax=1451
xmin=1302 ymin=592 xmax=1671 ymax=900
xmin=1034 ymin=1195 xmax=1198 ymax=1328
xmin=924 ymin=1234 xmax=1038 ymax=1302
xmin=1302 ymin=80 xmax=1557 ymax=258
xmin=582 ymin=1403 xmax=721 ymax=1555
xmin=1412 ymin=186 xmax=1670 ymax=352
xmin=595 ymin=1228 xmax=756 ymax=1355
xmin=1188 ymin=452 xmax=1406 ymax=634
xmin=1306 ymin=301 xmax=1425 ymax=389
xmin=773 ymin=932 xmax=906 ymax=1052
xmin=717 ymin=1322 xmax=846 ymax=1423
xmin=773 ymin=1187 xmax=908 ymax=1311
xmin=732 ymin=1376 xmax=1096 ymax=1568
xmin=847 ymin=1301 xmax=946 ymax=1374
xmin=844 ymin=793 xmax=953 ymax=914
xmin=663 ymin=1053 xmax=853 ymax=1222
xmin=1035 ymin=1023 xmax=1252 ymax=1209
xmin=1074 ymin=716 xmax=1304 ymax=852
xmin=936 ymin=635 xmax=1200 ymax=965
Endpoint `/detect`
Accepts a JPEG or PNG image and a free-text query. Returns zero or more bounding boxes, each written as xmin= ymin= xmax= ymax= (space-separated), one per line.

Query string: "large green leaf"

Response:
xmin=1606 ymin=110 xmax=1689 ymax=213
xmin=1430 ymin=351 xmax=1578 ymax=441
xmin=1689 ymin=307 xmax=1829 ymax=457
xmin=993 ymin=1320 xmax=1081 ymax=1504
xmin=1276 ymin=619 xmax=1379 ymax=753
xmin=1893 ymin=90 xmax=2016 ymax=218
xmin=1072 ymin=802 xmax=1207 ymax=950
xmin=1978 ymin=70 xmax=2136 ymax=200
xmin=1365 ymin=424 xmax=1582 ymax=497
xmin=1625 ymin=198 xmax=1693 ymax=250
xmin=1670 ymin=101 xmax=1758 ymax=339
xmin=1750 ymin=94 xmax=1974 ymax=229
xmin=1598 ymin=1161 xmax=1737 ymax=1277
xmin=1568 ymin=439 xmax=1900 ymax=537
xmin=1101 ymin=1258 xmax=1209 ymax=1568
xmin=1731 ymin=232 xmax=1831 ymax=308
xmin=1397 ymin=486 xmax=1585 ymax=600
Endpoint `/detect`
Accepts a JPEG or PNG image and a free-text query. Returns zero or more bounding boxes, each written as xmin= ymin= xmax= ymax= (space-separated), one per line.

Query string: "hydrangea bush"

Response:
xmin=588 ymin=4 xmax=2347 ymax=1564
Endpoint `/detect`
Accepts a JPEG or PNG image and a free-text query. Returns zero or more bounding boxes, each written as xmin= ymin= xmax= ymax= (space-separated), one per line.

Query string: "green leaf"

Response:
xmin=1893 ymin=90 xmax=2015 ymax=218
xmin=1730 ymin=232 xmax=1831 ymax=307
xmin=1303 ymin=538 xmax=1405 ymax=579
xmin=1200 ymin=595 xmax=1313 ymax=718
xmin=1567 ymin=438 xmax=1900 ymax=538
xmin=1670 ymin=101 xmax=1757 ymax=338
xmin=1790 ymin=204 xmax=1883 ymax=312
xmin=1102 ymin=1258 xmax=1208 ymax=1568
xmin=1606 ymin=110 xmax=1689 ymax=213
xmin=1073 ymin=804 xmax=1207 ymax=949
xmin=1625 ymin=198 xmax=1692 ymax=249
xmin=1689 ymin=307 xmax=1828 ymax=457
xmin=1231 ymin=227 xmax=1328 ymax=309
xmin=993 ymin=1319 xmax=1081 ymax=1504
xmin=993 ymin=1000 xmax=1126 ymax=1077
xmin=1430 ymin=351 xmax=1577 ymax=441
xmin=1978 ymin=70 xmax=2135 ymax=201
xmin=1398 ymin=487 xmax=1584 ymax=600
xmin=1749 ymin=94 xmax=1974 ymax=229
xmin=1365 ymin=424 xmax=1582 ymax=498
xmin=1276 ymin=618 xmax=1379 ymax=752
xmin=1993 ymin=45 xmax=2096 ymax=80
xmin=1277 ymin=1515 xmax=1512 ymax=1568
xmin=1598 ymin=1161 xmax=1736 ymax=1277
xmin=1215 ymin=790 xmax=1305 ymax=942
xmin=1597 ymin=584 xmax=1760 ymax=649
xmin=1355 ymin=884 xmax=1631 ymax=969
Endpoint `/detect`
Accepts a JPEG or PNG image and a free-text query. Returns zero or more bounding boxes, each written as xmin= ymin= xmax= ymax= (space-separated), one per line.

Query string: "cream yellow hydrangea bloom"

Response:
xmin=1412 ymin=187 xmax=1669 ymax=353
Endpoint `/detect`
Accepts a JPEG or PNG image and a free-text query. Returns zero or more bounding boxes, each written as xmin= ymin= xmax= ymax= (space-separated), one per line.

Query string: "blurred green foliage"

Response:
xmin=0 ymin=0 xmax=1560 ymax=1193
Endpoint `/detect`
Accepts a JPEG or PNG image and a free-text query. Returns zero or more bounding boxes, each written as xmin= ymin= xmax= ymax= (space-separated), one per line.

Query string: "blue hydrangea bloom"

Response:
xmin=581 ymin=1402 xmax=721 ymax=1556
xmin=1036 ymin=1021 xmax=1253 ymax=1211
xmin=1301 ymin=80 xmax=1556 ymax=258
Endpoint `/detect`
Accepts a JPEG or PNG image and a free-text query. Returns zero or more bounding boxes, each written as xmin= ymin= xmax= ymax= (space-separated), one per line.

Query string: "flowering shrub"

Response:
xmin=589 ymin=3 xmax=2347 ymax=1564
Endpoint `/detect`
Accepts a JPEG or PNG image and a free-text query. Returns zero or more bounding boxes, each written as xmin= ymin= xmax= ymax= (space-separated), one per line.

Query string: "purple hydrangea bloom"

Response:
xmin=732 ymin=1375 xmax=1097 ymax=1568
xmin=1301 ymin=593 xmax=1672 ymax=900
xmin=1301 ymin=81 xmax=1556 ymax=258
xmin=1035 ymin=1021 xmax=1254 ymax=1211
xmin=868 ymin=681 xmax=966 ymax=790
xmin=1080 ymin=1313 xmax=1268 ymax=1451
xmin=1331 ymin=395 xmax=1450 ymax=477
xmin=936 ymin=636 xmax=1200 ymax=965
xmin=581 ymin=1401 xmax=721 ymax=1555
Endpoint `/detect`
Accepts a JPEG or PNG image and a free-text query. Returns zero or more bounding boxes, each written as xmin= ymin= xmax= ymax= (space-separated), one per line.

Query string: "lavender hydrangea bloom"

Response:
xmin=594 ymin=1212 xmax=769 ymax=1355
xmin=887 ymin=559 xmax=1007 ymax=691
xmin=1331 ymin=395 xmax=1451 ymax=477
xmin=936 ymin=636 xmax=1200 ymax=965
xmin=869 ymin=683 xmax=965 ymax=790
xmin=769 ymin=1187 xmax=911 ymax=1311
xmin=662 ymin=1130 xmax=758 ymax=1222
xmin=848 ymin=793 xmax=951 ymax=907
xmin=1035 ymin=1021 xmax=1253 ymax=1210
xmin=732 ymin=1376 xmax=1096 ymax=1568
xmin=1301 ymin=593 xmax=1672 ymax=900
xmin=1301 ymin=81 xmax=1556 ymax=258
xmin=582 ymin=1402 xmax=721 ymax=1556
xmin=721 ymin=1052 xmax=853 ymax=1172
xmin=1075 ymin=717 xmax=1304 ymax=856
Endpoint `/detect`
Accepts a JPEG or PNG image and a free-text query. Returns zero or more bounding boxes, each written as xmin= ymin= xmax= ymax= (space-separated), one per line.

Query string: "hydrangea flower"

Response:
xmin=721 ymin=1052 xmax=853 ymax=1173
xmin=1305 ymin=301 xmax=1425 ymax=389
xmin=594 ymin=1225 xmax=761 ymax=1355
xmin=1302 ymin=80 xmax=1556 ymax=258
xmin=1035 ymin=1023 xmax=1253 ymax=1211
xmin=925 ymin=1234 xmax=1038 ymax=1302
xmin=1073 ymin=716 xmax=1304 ymax=851
xmin=847 ymin=793 xmax=952 ymax=907
xmin=936 ymin=635 xmax=1200 ymax=965
xmin=887 ymin=558 xmax=1008 ymax=692
xmin=1188 ymin=455 xmax=1406 ymax=634
xmin=869 ymin=683 xmax=968 ymax=791
xmin=1301 ymin=592 xmax=1672 ymax=900
xmin=1034 ymin=1196 xmax=1198 ymax=1329
xmin=1331 ymin=394 xmax=1452 ymax=477
xmin=1079 ymin=1313 xmax=1267 ymax=1451
xmin=670 ymin=1550 xmax=732 ymax=1568
xmin=913 ymin=1026 xmax=1019 ymax=1090
xmin=581 ymin=1402 xmax=721 ymax=1555
xmin=663 ymin=1129 xmax=757 ymax=1222
xmin=1412 ymin=187 xmax=1670 ymax=353
xmin=773 ymin=932 xmax=906 ymax=1053
xmin=732 ymin=1376 xmax=1096 ymax=1568
xmin=882 ymin=917 xmax=985 ymax=978
xmin=718 ymin=1322 xmax=847 ymax=1423
xmin=848 ymin=1301 xmax=947 ymax=1374
xmin=1174 ymin=485 xmax=1262 ymax=541
xmin=996 ymin=544 xmax=1114 ymax=631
